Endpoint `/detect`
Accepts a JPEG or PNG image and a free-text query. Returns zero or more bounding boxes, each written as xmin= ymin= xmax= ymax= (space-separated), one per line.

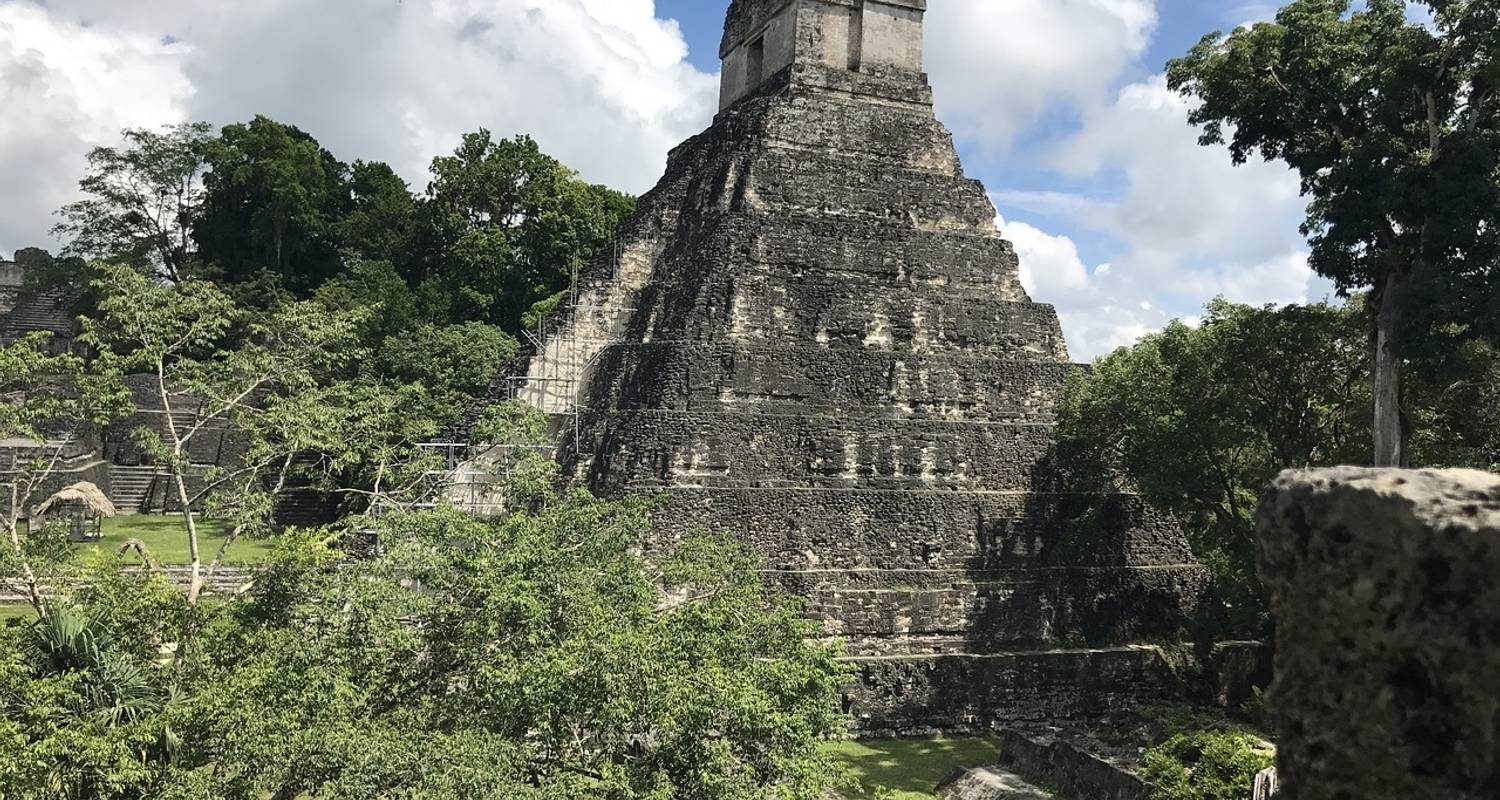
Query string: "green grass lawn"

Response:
xmin=76 ymin=515 xmax=276 ymax=567
xmin=825 ymin=737 xmax=1004 ymax=800
xmin=0 ymin=603 xmax=40 ymax=625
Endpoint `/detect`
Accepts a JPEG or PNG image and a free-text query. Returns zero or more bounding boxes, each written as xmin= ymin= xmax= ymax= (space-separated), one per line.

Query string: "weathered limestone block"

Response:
xmin=847 ymin=647 xmax=1181 ymax=734
xmin=641 ymin=489 xmax=1194 ymax=570
xmin=585 ymin=411 xmax=1060 ymax=492
xmin=1256 ymin=468 xmax=1500 ymax=800
xmin=591 ymin=345 xmax=1073 ymax=422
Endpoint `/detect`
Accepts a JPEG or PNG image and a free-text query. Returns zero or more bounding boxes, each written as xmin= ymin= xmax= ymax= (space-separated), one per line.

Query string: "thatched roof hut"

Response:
xmin=34 ymin=482 xmax=118 ymax=519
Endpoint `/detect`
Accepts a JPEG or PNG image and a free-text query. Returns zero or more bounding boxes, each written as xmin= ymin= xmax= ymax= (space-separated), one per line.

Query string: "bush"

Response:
xmin=1142 ymin=730 xmax=1273 ymax=800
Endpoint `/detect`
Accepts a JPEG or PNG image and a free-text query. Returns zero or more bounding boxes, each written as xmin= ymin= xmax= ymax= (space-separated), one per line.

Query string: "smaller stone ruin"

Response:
xmin=1257 ymin=467 xmax=1500 ymax=800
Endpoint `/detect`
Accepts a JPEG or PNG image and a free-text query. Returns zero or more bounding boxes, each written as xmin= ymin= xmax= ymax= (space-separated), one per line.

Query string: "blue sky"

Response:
xmin=0 ymin=0 xmax=1338 ymax=358
xmin=655 ymin=0 xmax=1288 ymax=285
xmin=645 ymin=1 xmax=1329 ymax=357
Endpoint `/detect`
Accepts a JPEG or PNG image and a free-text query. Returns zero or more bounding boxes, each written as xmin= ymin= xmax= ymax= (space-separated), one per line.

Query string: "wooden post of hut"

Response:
xmin=33 ymin=482 xmax=117 ymax=542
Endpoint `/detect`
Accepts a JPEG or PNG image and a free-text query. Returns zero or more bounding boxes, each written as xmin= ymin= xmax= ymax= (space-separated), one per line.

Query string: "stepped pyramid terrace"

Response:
xmin=482 ymin=0 xmax=1209 ymax=732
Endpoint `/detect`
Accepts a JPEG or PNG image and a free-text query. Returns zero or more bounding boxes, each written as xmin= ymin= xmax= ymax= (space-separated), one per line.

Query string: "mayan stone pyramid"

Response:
xmin=501 ymin=0 xmax=1208 ymax=732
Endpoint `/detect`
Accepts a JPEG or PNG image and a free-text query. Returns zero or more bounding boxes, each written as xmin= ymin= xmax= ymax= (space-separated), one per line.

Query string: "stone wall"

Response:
xmin=1257 ymin=468 xmax=1500 ymax=800
xmin=107 ymin=374 xmax=249 ymax=468
xmin=859 ymin=0 xmax=924 ymax=75
xmin=0 ymin=440 xmax=110 ymax=520
xmin=847 ymin=646 xmax=1181 ymax=735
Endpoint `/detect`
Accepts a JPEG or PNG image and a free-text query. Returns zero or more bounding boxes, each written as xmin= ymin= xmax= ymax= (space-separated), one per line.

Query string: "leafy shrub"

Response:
xmin=1142 ymin=730 xmax=1273 ymax=800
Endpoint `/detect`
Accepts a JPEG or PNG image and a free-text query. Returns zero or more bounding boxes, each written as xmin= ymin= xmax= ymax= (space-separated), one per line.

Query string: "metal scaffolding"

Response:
xmin=415 ymin=234 xmax=640 ymax=516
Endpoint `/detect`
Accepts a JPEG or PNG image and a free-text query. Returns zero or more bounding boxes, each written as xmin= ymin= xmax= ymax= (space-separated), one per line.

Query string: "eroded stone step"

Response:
xmin=938 ymin=766 xmax=1055 ymax=799
xmin=638 ymin=487 xmax=1194 ymax=572
xmin=843 ymin=647 xmax=1186 ymax=735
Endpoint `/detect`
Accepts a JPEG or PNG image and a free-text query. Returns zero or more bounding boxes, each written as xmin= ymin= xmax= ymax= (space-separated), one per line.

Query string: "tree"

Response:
xmin=53 ymin=123 xmax=216 ymax=282
xmin=0 ymin=561 xmax=196 ymax=799
xmin=413 ymin=132 xmax=635 ymax=332
xmin=0 ymin=472 xmax=851 ymax=798
xmin=195 ymin=116 xmax=351 ymax=293
xmin=0 ymin=334 xmax=128 ymax=614
xmin=1141 ymin=731 xmax=1275 ymax=800
xmin=10 ymin=247 xmax=93 ymax=320
xmin=333 ymin=161 xmax=419 ymax=266
xmin=174 ymin=495 xmax=848 ymax=798
xmin=1407 ymin=336 xmax=1500 ymax=468
xmin=377 ymin=321 xmax=517 ymax=426
xmin=313 ymin=259 xmax=421 ymax=347
xmin=1167 ymin=0 xmax=1500 ymax=466
xmin=79 ymin=264 xmax=361 ymax=604
xmin=1055 ymin=300 xmax=1370 ymax=635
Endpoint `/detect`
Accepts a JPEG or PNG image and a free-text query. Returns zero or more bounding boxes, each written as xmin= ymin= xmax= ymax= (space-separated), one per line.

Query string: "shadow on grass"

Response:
xmin=825 ymin=737 xmax=1003 ymax=799
xmin=0 ymin=603 xmax=40 ymax=626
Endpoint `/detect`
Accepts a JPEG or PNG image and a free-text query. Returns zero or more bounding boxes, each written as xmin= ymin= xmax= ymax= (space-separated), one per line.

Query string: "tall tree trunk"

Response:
xmin=7 ymin=484 xmax=45 ymax=616
xmin=156 ymin=362 xmax=205 ymax=604
xmin=176 ymin=465 xmax=205 ymax=604
xmin=1373 ymin=273 xmax=1408 ymax=467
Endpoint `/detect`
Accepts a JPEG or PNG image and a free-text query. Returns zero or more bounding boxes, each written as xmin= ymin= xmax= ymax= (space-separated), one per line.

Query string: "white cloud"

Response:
xmin=918 ymin=1 xmax=1336 ymax=360
xmin=0 ymin=0 xmax=716 ymax=257
xmin=995 ymin=208 xmax=1164 ymax=360
xmin=978 ymin=75 xmax=1326 ymax=359
xmin=1055 ymin=76 xmax=1308 ymax=269
xmin=0 ymin=4 xmax=191 ymax=257
xmin=1 ymin=0 xmax=1339 ymax=364
xmin=926 ymin=0 xmax=1157 ymax=148
xmin=996 ymin=211 xmax=1090 ymax=299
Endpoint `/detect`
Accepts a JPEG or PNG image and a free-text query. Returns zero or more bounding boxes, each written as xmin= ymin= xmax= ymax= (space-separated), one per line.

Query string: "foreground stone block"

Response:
xmin=1257 ymin=468 xmax=1500 ymax=800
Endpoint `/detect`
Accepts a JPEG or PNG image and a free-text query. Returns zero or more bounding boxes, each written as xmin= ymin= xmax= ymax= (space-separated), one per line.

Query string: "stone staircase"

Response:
xmin=934 ymin=722 xmax=1158 ymax=800
xmin=0 ymin=567 xmax=253 ymax=603
xmin=0 ymin=289 xmax=73 ymax=341
xmin=108 ymin=466 xmax=162 ymax=515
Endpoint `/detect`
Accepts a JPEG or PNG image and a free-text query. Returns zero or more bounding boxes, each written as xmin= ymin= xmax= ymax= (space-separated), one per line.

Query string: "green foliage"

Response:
xmin=9 ymin=247 xmax=94 ymax=318
xmin=52 ymin=122 xmax=216 ymax=282
xmin=172 ymin=497 xmax=848 ymax=798
xmin=1141 ymin=731 xmax=1273 ymax=800
xmin=196 ymin=116 xmax=352 ymax=292
xmin=313 ymin=259 xmax=420 ymax=343
xmin=377 ymin=321 xmax=517 ymax=424
xmin=0 ymin=601 xmax=183 ymax=799
xmin=77 ymin=263 xmax=368 ymax=587
xmin=81 ymin=261 xmax=364 ymax=473
xmin=1058 ymin=297 xmax=1500 ymax=636
xmin=0 ymin=332 xmax=127 ymax=444
xmin=1056 ymin=299 xmax=1369 ymax=636
xmin=2 ymin=478 xmax=851 ymax=798
xmin=334 ymin=160 xmax=419 ymax=266
xmin=47 ymin=118 xmax=632 ymax=336
xmin=0 ymin=117 xmax=858 ymax=798
xmin=1407 ymin=336 xmax=1500 ymax=469
xmin=1167 ymin=0 xmax=1499 ymax=308
xmin=1167 ymin=0 xmax=1500 ymax=462
xmin=473 ymin=401 xmax=551 ymax=446
xmin=414 ymin=131 xmax=635 ymax=332
xmin=0 ymin=332 xmax=129 ymax=613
